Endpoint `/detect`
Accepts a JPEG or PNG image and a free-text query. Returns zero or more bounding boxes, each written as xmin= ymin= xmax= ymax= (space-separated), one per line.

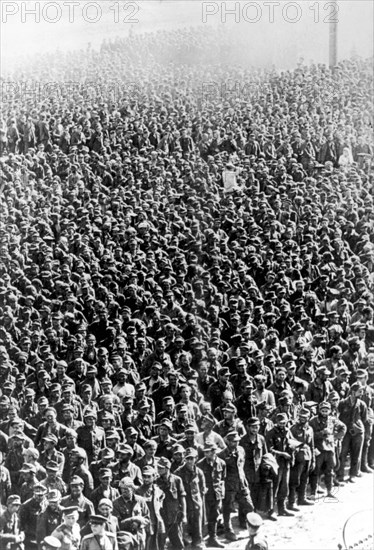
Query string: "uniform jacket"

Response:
xmin=136 ymin=484 xmax=165 ymax=535
xmin=197 ymin=456 xmax=226 ymax=501
xmin=290 ymin=422 xmax=314 ymax=462
xmin=309 ymin=414 xmax=346 ymax=452
xmin=338 ymin=397 xmax=368 ymax=435
xmin=80 ymin=531 xmax=118 ymax=550
xmin=156 ymin=473 xmax=186 ymax=522
xmin=112 ymin=494 xmax=150 ymax=524
xmin=51 ymin=522 xmax=80 ymax=550
xmin=240 ymin=433 xmax=268 ymax=483
xmin=218 ymin=445 xmax=249 ymax=491
xmin=174 ymin=464 xmax=206 ymax=510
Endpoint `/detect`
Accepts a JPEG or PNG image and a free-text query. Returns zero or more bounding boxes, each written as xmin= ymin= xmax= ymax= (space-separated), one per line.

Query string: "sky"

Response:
xmin=1 ymin=1 xmax=373 ymax=70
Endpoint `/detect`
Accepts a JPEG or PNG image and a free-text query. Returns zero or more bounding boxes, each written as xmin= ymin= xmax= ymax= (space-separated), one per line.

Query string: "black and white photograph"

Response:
xmin=0 ymin=1 xmax=373 ymax=549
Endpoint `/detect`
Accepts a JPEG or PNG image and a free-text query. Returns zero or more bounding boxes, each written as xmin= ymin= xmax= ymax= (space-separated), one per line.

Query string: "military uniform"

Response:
xmin=0 ymin=509 xmax=23 ymax=550
xmin=19 ymin=497 xmax=48 ymax=550
xmin=174 ymin=464 xmax=206 ymax=547
xmin=80 ymin=531 xmax=118 ymax=550
xmin=289 ymin=421 xmax=314 ymax=505
xmin=60 ymin=495 xmax=94 ymax=529
xmin=36 ymin=505 xmax=63 ymax=545
xmin=51 ymin=522 xmax=80 ymax=550
xmin=156 ymin=474 xmax=186 ymax=550
xmin=197 ymin=456 xmax=226 ymax=542
xmin=218 ymin=445 xmax=253 ymax=530
xmin=136 ymin=484 xmax=165 ymax=550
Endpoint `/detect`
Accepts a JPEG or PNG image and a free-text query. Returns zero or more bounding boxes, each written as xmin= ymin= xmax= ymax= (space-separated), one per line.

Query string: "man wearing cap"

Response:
xmin=36 ymin=490 xmax=63 ymax=547
xmin=156 ymin=457 xmax=186 ymax=550
xmin=40 ymin=435 xmax=65 ymax=475
xmin=152 ymin=420 xmax=177 ymax=461
xmin=355 ymin=368 xmax=374 ymax=473
xmin=34 ymin=409 xmax=67 ymax=452
xmin=175 ymin=448 xmax=206 ymax=550
xmin=240 ymin=417 xmax=268 ymax=512
xmin=51 ymin=506 xmax=80 ymax=550
xmin=207 ymin=368 xmax=235 ymax=411
xmin=60 ymin=477 xmax=94 ymax=529
xmin=113 ymin=477 xmax=150 ymax=531
xmin=76 ymin=410 xmax=105 ymax=464
xmin=219 ymin=431 xmax=253 ymax=539
xmin=41 ymin=536 xmax=61 ymax=550
xmin=265 ymin=414 xmax=297 ymax=517
xmin=112 ymin=445 xmax=143 ymax=490
xmin=309 ymin=401 xmax=346 ymax=498
xmin=0 ymin=495 xmax=25 ymax=550
xmin=68 ymin=449 xmax=93 ymax=499
xmin=196 ymin=414 xmax=225 ymax=452
xmin=197 ymin=443 xmax=226 ymax=548
xmin=307 ymin=366 xmax=333 ymax=404
xmin=245 ymin=512 xmax=268 ymax=550
xmin=331 ymin=366 xmax=351 ymax=399
xmin=289 ymin=408 xmax=315 ymax=508
xmin=136 ymin=466 xmax=165 ymax=550
xmin=80 ymin=515 xmax=117 ymax=550
xmin=41 ymin=461 xmax=67 ymax=497
xmin=19 ymin=484 xmax=48 ymax=550
xmin=19 ymin=463 xmax=38 ymax=503
xmin=90 ymin=469 xmax=119 ymax=512
xmin=337 ymin=382 xmax=367 ymax=482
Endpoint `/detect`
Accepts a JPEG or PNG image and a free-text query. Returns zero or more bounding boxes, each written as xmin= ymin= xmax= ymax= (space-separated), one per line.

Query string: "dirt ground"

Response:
xmin=222 ymin=473 xmax=374 ymax=550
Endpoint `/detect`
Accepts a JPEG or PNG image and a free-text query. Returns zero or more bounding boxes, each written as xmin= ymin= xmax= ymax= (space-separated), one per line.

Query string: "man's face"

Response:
xmin=70 ymin=484 xmax=82 ymax=498
xmin=248 ymin=423 xmax=260 ymax=436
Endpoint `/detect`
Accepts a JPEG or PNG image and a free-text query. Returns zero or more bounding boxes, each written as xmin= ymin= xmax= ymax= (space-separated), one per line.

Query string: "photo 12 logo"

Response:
xmin=1 ymin=1 xmax=140 ymax=24
xmin=201 ymin=1 xmax=339 ymax=24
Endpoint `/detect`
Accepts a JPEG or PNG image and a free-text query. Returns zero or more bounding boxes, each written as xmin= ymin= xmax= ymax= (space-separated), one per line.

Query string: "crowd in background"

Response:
xmin=0 ymin=25 xmax=374 ymax=550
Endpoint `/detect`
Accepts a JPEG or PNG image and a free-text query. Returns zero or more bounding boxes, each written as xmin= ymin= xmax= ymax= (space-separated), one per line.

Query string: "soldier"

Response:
xmin=19 ymin=463 xmax=38 ymax=503
xmin=310 ymin=401 xmax=346 ymax=499
xmin=113 ymin=477 xmax=149 ymax=546
xmin=136 ymin=466 xmax=165 ymax=550
xmin=51 ymin=506 xmax=80 ymax=550
xmin=244 ymin=512 xmax=268 ymax=550
xmin=60 ymin=477 xmax=94 ymax=529
xmin=289 ymin=408 xmax=315 ymax=508
xmin=80 ymin=515 xmax=118 ymax=550
xmin=219 ymin=431 xmax=253 ymax=540
xmin=90 ymin=469 xmax=119 ymax=512
xmin=76 ymin=410 xmax=105 ymax=464
xmin=0 ymin=494 xmax=25 ymax=550
xmin=197 ymin=443 xmax=226 ymax=548
xmin=19 ymin=484 xmax=48 ymax=550
xmin=40 ymin=462 xmax=67 ymax=498
xmin=265 ymin=413 xmax=296 ymax=517
xmin=36 ymin=490 xmax=63 ymax=548
xmin=175 ymin=448 xmax=206 ymax=550
xmin=337 ymin=382 xmax=367 ymax=482
xmin=240 ymin=417 xmax=267 ymax=512
xmin=156 ymin=457 xmax=186 ymax=550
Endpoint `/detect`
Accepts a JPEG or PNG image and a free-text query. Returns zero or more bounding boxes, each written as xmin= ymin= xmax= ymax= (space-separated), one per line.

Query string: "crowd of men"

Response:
xmin=0 ymin=24 xmax=374 ymax=550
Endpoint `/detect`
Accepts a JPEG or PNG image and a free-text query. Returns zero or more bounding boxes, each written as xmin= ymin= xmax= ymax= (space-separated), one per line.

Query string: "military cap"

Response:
xmin=7 ymin=494 xmax=21 ymax=506
xmin=45 ymin=460 xmax=60 ymax=472
xmin=90 ymin=515 xmax=107 ymax=525
xmin=70 ymin=476 xmax=84 ymax=486
xmin=125 ymin=427 xmax=138 ymax=436
xmin=98 ymin=498 xmax=113 ymax=509
xmin=225 ymin=431 xmax=241 ymax=442
xmin=276 ymin=413 xmax=288 ymax=422
xmin=316 ymin=366 xmax=331 ymax=376
xmin=203 ymin=442 xmax=217 ymax=452
xmin=356 ymin=368 xmax=368 ymax=378
xmin=246 ymin=512 xmax=263 ymax=528
xmin=185 ymin=448 xmax=198 ymax=459
xmin=157 ymin=457 xmax=171 ymax=469
xmin=99 ymin=468 xmax=113 ymax=479
xmin=247 ymin=417 xmax=260 ymax=426
xmin=184 ymin=423 xmax=197 ymax=433
xmin=158 ymin=419 xmax=173 ymax=431
xmin=319 ymin=401 xmax=331 ymax=410
xmin=42 ymin=536 xmax=61 ymax=549
xmin=172 ymin=444 xmax=185 ymax=454
xmin=142 ymin=466 xmax=156 ymax=476
xmin=83 ymin=408 xmax=97 ymax=418
xmin=62 ymin=506 xmax=79 ymax=515
xmin=71 ymin=448 xmax=86 ymax=459
xmin=105 ymin=429 xmax=120 ymax=440
xmin=43 ymin=434 xmax=58 ymax=445
xmin=201 ymin=413 xmax=217 ymax=426
xmin=20 ymin=463 xmax=37 ymax=474
xmin=143 ymin=439 xmax=157 ymax=449
xmin=33 ymin=484 xmax=48 ymax=494
xmin=47 ymin=489 xmax=62 ymax=502
xmin=118 ymin=444 xmax=134 ymax=456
